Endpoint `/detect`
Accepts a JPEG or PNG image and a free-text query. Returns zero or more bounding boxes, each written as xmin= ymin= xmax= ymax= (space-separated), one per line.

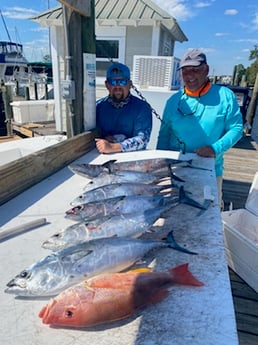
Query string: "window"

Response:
xmin=96 ymin=40 xmax=119 ymax=60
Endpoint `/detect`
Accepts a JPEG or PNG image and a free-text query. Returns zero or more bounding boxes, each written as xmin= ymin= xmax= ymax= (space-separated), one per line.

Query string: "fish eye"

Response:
xmin=53 ymin=233 xmax=61 ymax=238
xmin=19 ymin=270 xmax=31 ymax=279
xmin=65 ymin=310 xmax=73 ymax=318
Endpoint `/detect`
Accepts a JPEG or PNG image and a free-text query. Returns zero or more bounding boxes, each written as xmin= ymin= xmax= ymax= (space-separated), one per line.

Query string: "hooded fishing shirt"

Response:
xmin=96 ymin=93 xmax=152 ymax=152
xmin=156 ymin=84 xmax=243 ymax=176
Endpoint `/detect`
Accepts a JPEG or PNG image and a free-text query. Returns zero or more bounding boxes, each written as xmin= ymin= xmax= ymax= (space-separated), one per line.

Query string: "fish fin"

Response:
xmin=102 ymin=160 xmax=117 ymax=173
xmin=102 ymin=159 xmax=117 ymax=167
xmin=166 ymin=230 xmax=198 ymax=255
xmin=179 ymin=186 xmax=207 ymax=210
xmin=128 ymin=267 xmax=153 ymax=273
xmin=38 ymin=305 xmax=46 ymax=319
xmin=170 ymin=170 xmax=185 ymax=182
xmin=169 ymin=263 xmax=204 ymax=286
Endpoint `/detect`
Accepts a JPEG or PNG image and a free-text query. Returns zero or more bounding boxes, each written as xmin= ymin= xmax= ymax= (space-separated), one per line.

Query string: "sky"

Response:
xmin=0 ymin=0 xmax=257 ymax=76
xmin=153 ymin=0 xmax=258 ymax=76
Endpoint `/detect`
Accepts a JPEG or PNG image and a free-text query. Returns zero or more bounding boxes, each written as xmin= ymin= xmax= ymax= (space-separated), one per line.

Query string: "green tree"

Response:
xmin=246 ymin=45 xmax=258 ymax=85
xmin=249 ymin=44 xmax=258 ymax=61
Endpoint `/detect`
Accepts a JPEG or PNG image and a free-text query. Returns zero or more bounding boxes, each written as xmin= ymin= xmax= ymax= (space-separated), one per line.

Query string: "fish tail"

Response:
xmin=166 ymin=230 xmax=198 ymax=255
xmin=169 ymin=263 xmax=204 ymax=286
xmin=169 ymin=169 xmax=185 ymax=182
xmin=103 ymin=160 xmax=117 ymax=173
xmin=179 ymin=186 xmax=207 ymax=210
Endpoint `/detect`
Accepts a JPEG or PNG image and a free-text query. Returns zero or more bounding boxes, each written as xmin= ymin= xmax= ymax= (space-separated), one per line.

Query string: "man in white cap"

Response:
xmin=95 ymin=62 xmax=152 ymax=154
xmin=156 ymin=48 xmax=243 ymax=208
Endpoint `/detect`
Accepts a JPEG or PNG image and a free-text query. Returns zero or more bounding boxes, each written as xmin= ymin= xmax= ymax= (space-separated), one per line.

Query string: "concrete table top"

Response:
xmin=0 ymin=149 xmax=239 ymax=345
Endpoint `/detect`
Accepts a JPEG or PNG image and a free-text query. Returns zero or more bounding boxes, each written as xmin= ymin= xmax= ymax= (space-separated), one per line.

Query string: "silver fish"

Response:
xmin=5 ymin=231 xmax=196 ymax=297
xmin=65 ymin=195 xmax=178 ymax=221
xmin=68 ymin=158 xmax=193 ymax=179
xmin=71 ymin=182 xmax=174 ymax=206
xmin=42 ymin=206 xmax=170 ymax=251
xmin=82 ymin=170 xmax=163 ymax=192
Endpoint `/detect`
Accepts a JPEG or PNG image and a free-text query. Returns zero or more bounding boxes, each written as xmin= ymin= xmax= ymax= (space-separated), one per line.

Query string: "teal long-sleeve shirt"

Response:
xmin=156 ymin=84 xmax=243 ymax=176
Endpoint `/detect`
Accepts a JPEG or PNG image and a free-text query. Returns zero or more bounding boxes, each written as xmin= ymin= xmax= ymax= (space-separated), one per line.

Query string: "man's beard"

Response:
xmin=108 ymin=93 xmax=130 ymax=108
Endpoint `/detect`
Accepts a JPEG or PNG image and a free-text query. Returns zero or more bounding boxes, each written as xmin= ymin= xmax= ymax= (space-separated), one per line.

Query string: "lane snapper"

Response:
xmin=5 ymin=231 xmax=196 ymax=297
xmin=39 ymin=263 xmax=204 ymax=328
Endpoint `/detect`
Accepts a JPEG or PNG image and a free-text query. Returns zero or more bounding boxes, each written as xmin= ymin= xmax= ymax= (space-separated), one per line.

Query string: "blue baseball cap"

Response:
xmin=106 ymin=62 xmax=130 ymax=79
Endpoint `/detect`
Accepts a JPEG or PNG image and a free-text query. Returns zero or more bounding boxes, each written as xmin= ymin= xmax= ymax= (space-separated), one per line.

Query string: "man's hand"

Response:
xmin=95 ymin=138 xmax=122 ymax=154
xmin=195 ymin=146 xmax=215 ymax=158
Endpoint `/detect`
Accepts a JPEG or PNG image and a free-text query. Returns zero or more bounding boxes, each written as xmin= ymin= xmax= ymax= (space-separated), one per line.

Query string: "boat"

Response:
xmin=0 ymin=9 xmax=28 ymax=84
xmin=0 ymin=10 xmax=53 ymax=99
xmin=0 ymin=40 xmax=28 ymax=84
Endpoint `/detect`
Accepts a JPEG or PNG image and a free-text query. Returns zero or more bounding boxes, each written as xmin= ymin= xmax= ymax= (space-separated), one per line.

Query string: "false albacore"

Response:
xmin=5 ymin=231 xmax=197 ymax=297
xmin=66 ymin=187 xmax=207 ymax=222
xmin=70 ymin=182 xmax=174 ymax=206
xmin=68 ymin=157 xmax=194 ymax=179
xmin=65 ymin=195 xmax=178 ymax=221
xmin=42 ymin=206 xmax=170 ymax=251
xmin=82 ymin=170 xmax=165 ymax=193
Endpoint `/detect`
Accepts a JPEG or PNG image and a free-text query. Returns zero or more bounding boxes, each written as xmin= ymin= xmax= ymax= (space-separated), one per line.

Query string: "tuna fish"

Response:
xmin=68 ymin=157 xmax=193 ymax=179
xmin=65 ymin=195 xmax=179 ymax=221
xmin=70 ymin=182 xmax=174 ymax=206
xmin=5 ymin=231 xmax=196 ymax=297
xmin=39 ymin=263 xmax=204 ymax=328
xmin=42 ymin=206 xmax=170 ymax=251
xmin=66 ymin=187 xmax=206 ymax=222
xmin=82 ymin=170 xmax=164 ymax=192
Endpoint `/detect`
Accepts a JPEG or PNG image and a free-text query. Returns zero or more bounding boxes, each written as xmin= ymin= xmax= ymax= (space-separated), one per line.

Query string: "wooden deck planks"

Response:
xmin=223 ymin=133 xmax=258 ymax=345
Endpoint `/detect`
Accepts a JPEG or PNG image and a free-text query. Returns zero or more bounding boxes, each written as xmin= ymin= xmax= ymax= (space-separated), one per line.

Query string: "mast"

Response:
xmin=0 ymin=9 xmax=12 ymax=42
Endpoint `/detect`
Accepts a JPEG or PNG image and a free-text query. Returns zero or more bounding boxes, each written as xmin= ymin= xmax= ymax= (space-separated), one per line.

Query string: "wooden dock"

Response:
xmin=223 ymin=133 xmax=258 ymax=345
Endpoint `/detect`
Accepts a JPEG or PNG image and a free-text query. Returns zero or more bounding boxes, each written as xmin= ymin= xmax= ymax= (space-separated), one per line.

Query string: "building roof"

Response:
xmin=31 ymin=0 xmax=187 ymax=43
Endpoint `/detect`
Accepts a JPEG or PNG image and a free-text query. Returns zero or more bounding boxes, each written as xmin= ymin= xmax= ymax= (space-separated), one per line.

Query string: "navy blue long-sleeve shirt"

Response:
xmin=96 ymin=94 xmax=152 ymax=151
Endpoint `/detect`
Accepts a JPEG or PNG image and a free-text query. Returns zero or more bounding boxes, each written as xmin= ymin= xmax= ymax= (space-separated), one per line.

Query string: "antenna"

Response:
xmin=0 ymin=9 xmax=12 ymax=42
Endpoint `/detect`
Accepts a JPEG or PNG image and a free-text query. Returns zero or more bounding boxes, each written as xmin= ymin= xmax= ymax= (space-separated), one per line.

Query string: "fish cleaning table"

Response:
xmin=0 ymin=149 xmax=239 ymax=345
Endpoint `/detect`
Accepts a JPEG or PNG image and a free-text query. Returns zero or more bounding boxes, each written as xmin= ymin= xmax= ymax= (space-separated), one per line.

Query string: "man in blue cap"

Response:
xmin=95 ymin=62 xmax=152 ymax=153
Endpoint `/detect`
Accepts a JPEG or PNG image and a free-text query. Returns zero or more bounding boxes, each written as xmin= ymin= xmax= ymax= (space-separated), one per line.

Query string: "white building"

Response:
xmin=31 ymin=0 xmax=187 ymax=133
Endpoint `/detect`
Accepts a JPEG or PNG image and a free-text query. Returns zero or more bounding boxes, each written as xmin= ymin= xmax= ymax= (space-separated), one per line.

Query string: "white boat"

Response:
xmin=0 ymin=40 xmax=28 ymax=84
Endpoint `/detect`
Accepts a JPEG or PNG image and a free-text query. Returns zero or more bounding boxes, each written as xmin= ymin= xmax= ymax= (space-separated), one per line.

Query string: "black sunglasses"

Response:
xmin=107 ymin=79 xmax=129 ymax=86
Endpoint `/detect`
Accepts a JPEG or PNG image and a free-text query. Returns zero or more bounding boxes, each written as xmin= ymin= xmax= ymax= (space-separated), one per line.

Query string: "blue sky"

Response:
xmin=153 ymin=0 xmax=258 ymax=75
xmin=0 ymin=0 xmax=257 ymax=75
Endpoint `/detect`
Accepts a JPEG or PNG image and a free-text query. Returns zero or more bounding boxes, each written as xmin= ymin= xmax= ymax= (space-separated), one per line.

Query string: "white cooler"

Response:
xmin=222 ymin=171 xmax=258 ymax=292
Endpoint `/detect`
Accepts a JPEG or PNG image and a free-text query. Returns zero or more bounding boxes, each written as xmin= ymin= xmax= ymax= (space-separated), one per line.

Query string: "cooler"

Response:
xmin=222 ymin=172 xmax=258 ymax=292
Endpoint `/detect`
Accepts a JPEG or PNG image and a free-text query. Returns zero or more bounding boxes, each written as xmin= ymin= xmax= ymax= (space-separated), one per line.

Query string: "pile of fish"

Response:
xmin=5 ymin=157 xmax=209 ymax=328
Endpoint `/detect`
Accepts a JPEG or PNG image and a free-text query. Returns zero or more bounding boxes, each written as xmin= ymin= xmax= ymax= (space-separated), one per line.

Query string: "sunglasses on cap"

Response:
xmin=107 ymin=78 xmax=129 ymax=86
